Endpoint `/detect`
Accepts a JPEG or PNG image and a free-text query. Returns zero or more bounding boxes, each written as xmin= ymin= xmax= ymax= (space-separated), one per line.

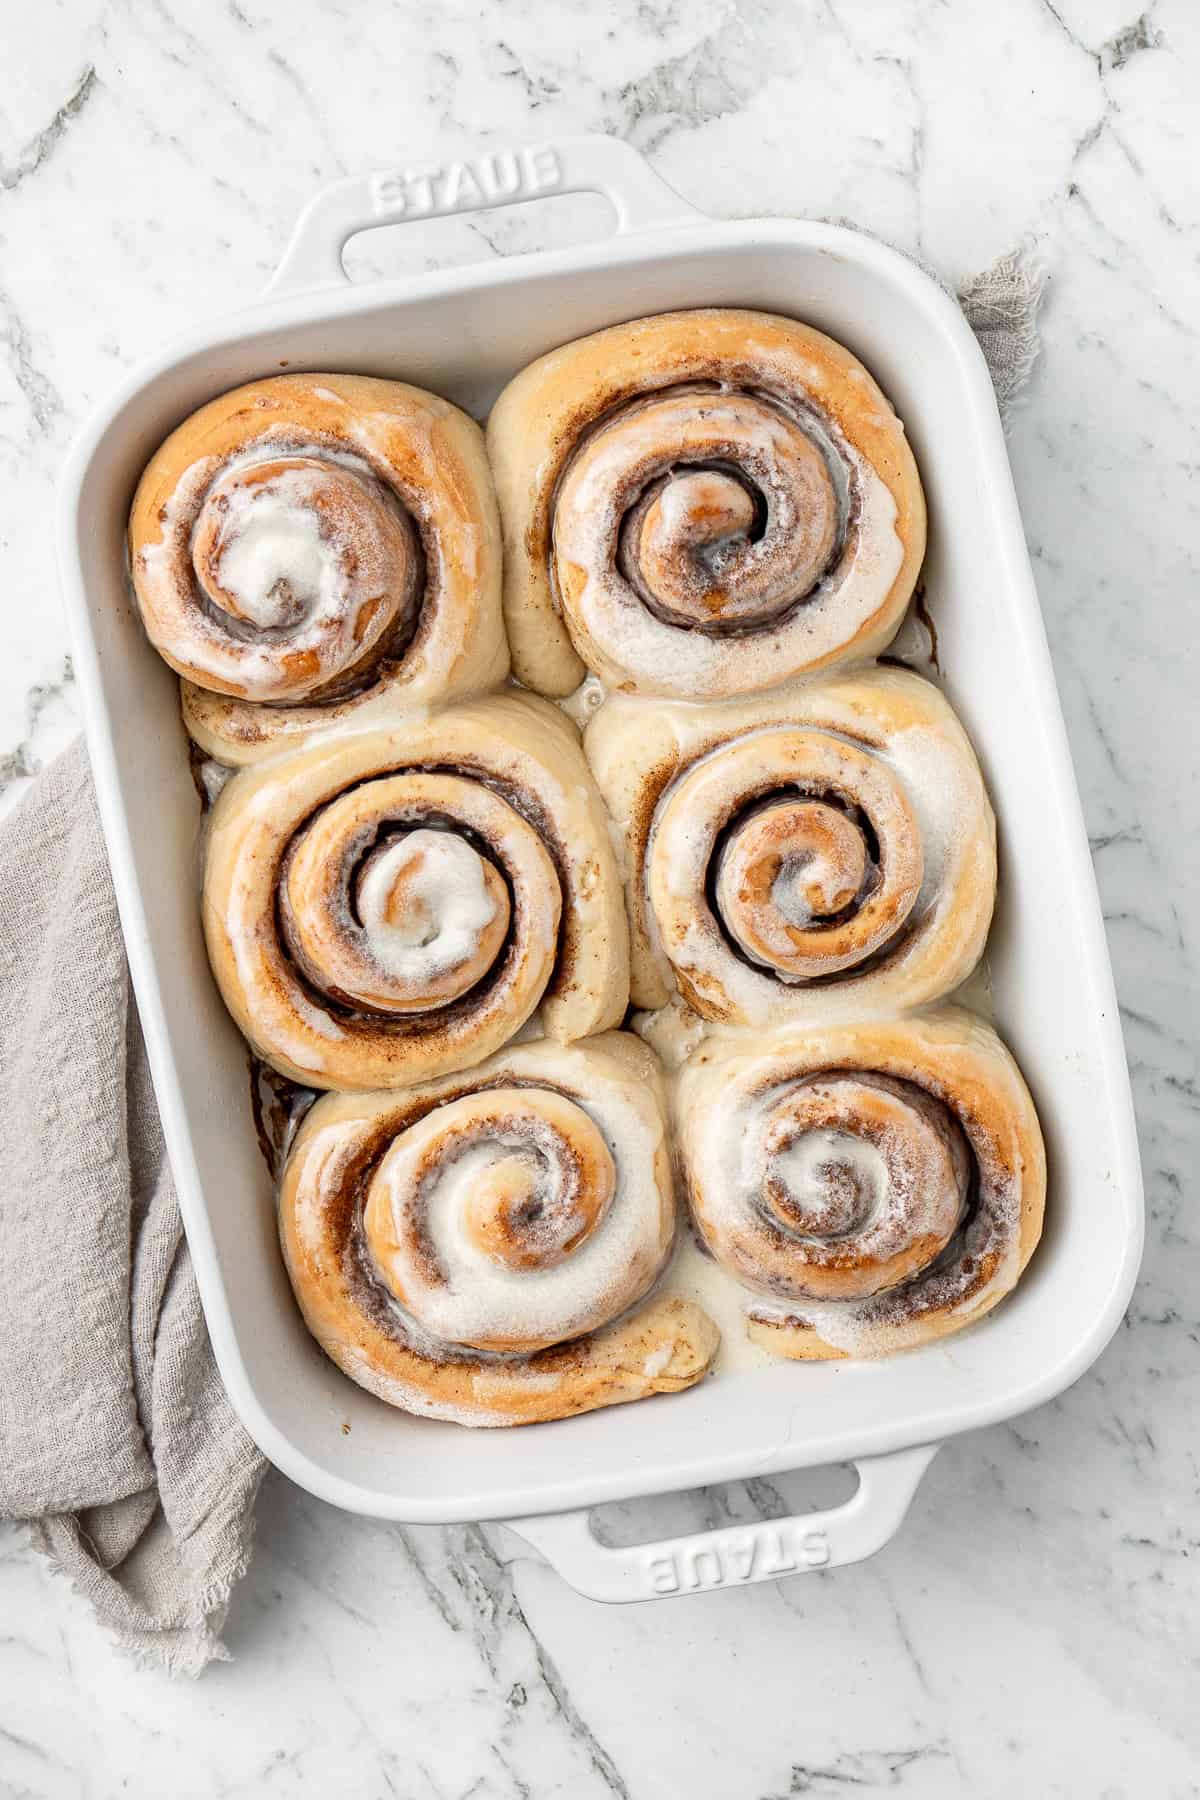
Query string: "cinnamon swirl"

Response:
xmin=129 ymin=373 xmax=507 ymax=762
xmin=202 ymin=692 xmax=629 ymax=1088
xmin=586 ymin=664 xmax=996 ymax=1024
xmin=675 ymin=1009 xmax=1045 ymax=1358
xmin=280 ymin=1034 xmax=719 ymax=1424
xmin=487 ymin=308 xmax=925 ymax=699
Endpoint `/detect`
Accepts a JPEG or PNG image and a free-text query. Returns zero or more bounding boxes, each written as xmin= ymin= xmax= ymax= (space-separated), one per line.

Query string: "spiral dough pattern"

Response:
xmin=487 ymin=309 xmax=926 ymax=700
xmin=129 ymin=373 xmax=508 ymax=764
xmin=675 ymin=1009 xmax=1046 ymax=1359
xmin=279 ymin=1035 xmax=719 ymax=1425
xmin=202 ymin=693 xmax=629 ymax=1090
xmin=585 ymin=664 xmax=997 ymax=1025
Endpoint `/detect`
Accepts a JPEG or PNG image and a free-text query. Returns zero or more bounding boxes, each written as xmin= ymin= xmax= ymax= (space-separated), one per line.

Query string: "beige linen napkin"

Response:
xmin=0 ymin=742 xmax=265 ymax=1676
xmin=957 ymin=245 xmax=1047 ymax=416
xmin=0 ymin=244 xmax=1043 ymax=1679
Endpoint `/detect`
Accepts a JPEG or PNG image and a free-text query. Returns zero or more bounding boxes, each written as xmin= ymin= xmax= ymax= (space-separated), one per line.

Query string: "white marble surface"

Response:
xmin=1 ymin=1 xmax=1197 ymax=1794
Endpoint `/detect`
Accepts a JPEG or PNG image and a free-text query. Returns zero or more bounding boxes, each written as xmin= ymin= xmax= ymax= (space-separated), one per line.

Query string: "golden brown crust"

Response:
xmin=130 ymin=373 xmax=508 ymax=762
xmin=585 ymin=664 xmax=996 ymax=1023
xmin=279 ymin=1035 xmax=719 ymax=1424
xmin=202 ymin=692 xmax=629 ymax=1089
xmin=134 ymin=336 xmax=1043 ymax=1420
xmin=487 ymin=309 xmax=926 ymax=699
xmin=674 ymin=1008 xmax=1046 ymax=1360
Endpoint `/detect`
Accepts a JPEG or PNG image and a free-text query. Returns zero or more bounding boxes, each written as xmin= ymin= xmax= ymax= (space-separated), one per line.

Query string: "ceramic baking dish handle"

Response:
xmin=503 ymin=1444 xmax=938 ymax=1603
xmin=267 ymin=134 xmax=702 ymax=296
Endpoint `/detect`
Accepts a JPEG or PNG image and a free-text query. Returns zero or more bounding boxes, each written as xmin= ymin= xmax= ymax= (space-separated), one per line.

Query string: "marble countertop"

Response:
xmin=1 ymin=1 xmax=1196 ymax=1794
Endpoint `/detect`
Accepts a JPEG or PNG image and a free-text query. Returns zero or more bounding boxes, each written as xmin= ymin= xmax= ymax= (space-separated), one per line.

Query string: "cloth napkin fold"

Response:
xmin=0 ymin=241 xmax=1044 ymax=1679
xmin=0 ymin=743 xmax=264 ymax=1676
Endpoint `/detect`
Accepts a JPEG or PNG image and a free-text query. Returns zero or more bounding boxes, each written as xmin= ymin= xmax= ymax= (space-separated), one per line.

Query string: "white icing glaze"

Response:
xmin=659 ymin=1229 xmax=776 ymax=1375
xmin=642 ymin=1342 xmax=675 ymax=1378
xmin=552 ymin=393 xmax=903 ymax=697
xmin=367 ymin=1057 xmax=670 ymax=1351
xmin=213 ymin=476 xmax=342 ymax=629
xmin=647 ymin=722 xmax=923 ymax=1004
xmin=674 ymin=1021 xmax=1033 ymax=1358
xmin=631 ymin=995 xmax=710 ymax=1071
xmin=555 ymin=671 xmax=609 ymax=731
xmin=638 ymin=701 xmax=984 ymax=1022
xmin=196 ymin=756 xmax=234 ymax=805
xmin=356 ymin=829 xmax=498 ymax=985
xmin=139 ymin=439 xmax=418 ymax=699
xmin=700 ymin=1071 xmax=966 ymax=1302
xmin=771 ymin=1128 xmax=888 ymax=1227
xmin=769 ymin=858 xmax=820 ymax=928
xmin=886 ymin=721 xmax=976 ymax=950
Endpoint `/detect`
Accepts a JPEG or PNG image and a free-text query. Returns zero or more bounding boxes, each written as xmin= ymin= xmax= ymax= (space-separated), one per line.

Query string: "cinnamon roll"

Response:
xmin=129 ymin=374 xmax=507 ymax=763
xmin=675 ymin=1009 xmax=1045 ymax=1358
xmin=487 ymin=309 xmax=925 ymax=700
xmin=202 ymin=692 xmax=629 ymax=1088
xmin=587 ymin=665 xmax=995 ymax=1025
xmin=280 ymin=1034 xmax=719 ymax=1424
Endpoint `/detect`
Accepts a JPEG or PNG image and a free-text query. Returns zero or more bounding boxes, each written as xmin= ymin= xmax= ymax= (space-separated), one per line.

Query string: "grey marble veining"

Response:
xmin=1 ymin=1 xmax=1196 ymax=1795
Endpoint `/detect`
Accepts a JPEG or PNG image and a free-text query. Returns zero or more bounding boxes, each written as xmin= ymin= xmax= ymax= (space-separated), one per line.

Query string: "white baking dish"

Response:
xmin=58 ymin=136 xmax=1142 ymax=1603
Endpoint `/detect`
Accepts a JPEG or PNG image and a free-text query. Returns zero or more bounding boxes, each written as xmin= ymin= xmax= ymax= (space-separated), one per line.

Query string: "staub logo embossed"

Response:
xmin=369 ymin=147 xmax=563 ymax=219
xmin=644 ymin=1526 xmax=831 ymax=1595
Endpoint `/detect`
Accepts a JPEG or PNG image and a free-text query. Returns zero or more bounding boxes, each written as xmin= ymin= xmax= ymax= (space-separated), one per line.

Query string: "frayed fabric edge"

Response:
xmin=27 ymin=1490 xmax=261 ymax=1679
